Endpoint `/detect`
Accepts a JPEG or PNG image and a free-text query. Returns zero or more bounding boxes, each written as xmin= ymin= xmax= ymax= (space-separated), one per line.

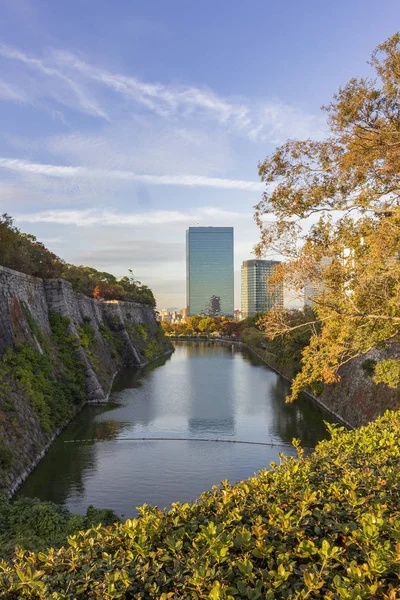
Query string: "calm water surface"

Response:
xmin=18 ymin=342 xmax=334 ymax=516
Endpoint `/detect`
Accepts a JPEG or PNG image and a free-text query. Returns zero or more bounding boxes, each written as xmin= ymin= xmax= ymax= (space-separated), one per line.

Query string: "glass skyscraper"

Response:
xmin=241 ymin=259 xmax=283 ymax=318
xmin=186 ymin=227 xmax=234 ymax=317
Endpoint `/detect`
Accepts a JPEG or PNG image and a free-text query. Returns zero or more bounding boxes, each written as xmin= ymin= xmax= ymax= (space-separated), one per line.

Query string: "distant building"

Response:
xmin=234 ymin=309 xmax=242 ymax=321
xmin=186 ymin=227 xmax=234 ymax=317
xmin=160 ymin=309 xmax=172 ymax=324
xmin=304 ymin=257 xmax=332 ymax=308
xmin=241 ymin=259 xmax=283 ymax=318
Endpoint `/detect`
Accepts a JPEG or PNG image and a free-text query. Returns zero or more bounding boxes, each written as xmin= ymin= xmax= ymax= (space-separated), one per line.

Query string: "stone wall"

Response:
xmin=0 ymin=265 xmax=172 ymax=496
xmin=318 ymin=343 xmax=400 ymax=428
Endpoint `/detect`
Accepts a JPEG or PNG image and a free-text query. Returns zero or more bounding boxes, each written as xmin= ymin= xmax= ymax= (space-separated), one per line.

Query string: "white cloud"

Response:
xmin=52 ymin=49 xmax=251 ymax=127
xmin=0 ymin=80 xmax=27 ymax=103
xmin=46 ymin=119 xmax=232 ymax=176
xmin=15 ymin=206 xmax=250 ymax=227
xmin=0 ymin=156 xmax=263 ymax=191
xmin=0 ymin=43 xmax=326 ymax=142
xmin=0 ymin=43 xmax=108 ymax=119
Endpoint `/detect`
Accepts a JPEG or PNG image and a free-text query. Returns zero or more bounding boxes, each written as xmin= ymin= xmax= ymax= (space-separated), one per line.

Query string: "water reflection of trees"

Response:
xmin=17 ymin=430 xmax=98 ymax=506
xmin=113 ymin=354 xmax=172 ymax=392
xmin=174 ymin=340 xmax=234 ymax=358
xmin=268 ymin=377 xmax=335 ymax=448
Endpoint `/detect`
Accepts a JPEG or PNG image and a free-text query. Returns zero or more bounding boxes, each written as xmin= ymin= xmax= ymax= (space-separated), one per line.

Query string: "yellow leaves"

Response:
xmin=255 ymin=33 xmax=400 ymax=403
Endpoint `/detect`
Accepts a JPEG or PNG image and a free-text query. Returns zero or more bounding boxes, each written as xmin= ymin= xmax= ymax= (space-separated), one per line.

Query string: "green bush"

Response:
xmin=0 ymin=495 xmax=119 ymax=561
xmin=361 ymin=359 xmax=377 ymax=377
xmin=0 ymin=410 xmax=399 ymax=598
xmin=373 ymin=358 xmax=400 ymax=388
xmin=311 ymin=381 xmax=324 ymax=396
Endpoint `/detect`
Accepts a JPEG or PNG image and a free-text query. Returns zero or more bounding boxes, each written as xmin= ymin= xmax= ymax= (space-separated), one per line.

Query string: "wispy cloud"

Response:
xmin=0 ymin=157 xmax=263 ymax=191
xmin=45 ymin=120 xmax=232 ymax=176
xmin=0 ymin=43 xmax=326 ymax=142
xmin=0 ymin=43 xmax=108 ymax=119
xmin=15 ymin=206 xmax=250 ymax=227
xmin=0 ymin=80 xmax=27 ymax=102
xmin=53 ymin=49 xmax=252 ymax=128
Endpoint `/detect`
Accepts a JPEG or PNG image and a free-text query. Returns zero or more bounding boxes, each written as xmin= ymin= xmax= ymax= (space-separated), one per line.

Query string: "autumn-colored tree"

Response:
xmin=93 ymin=286 xmax=102 ymax=300
xmin=198 ymin=317 xmax=219 ymax=333
xmin=186 ymin=316 xmax=203 ymax=332
xmin=255 ymin=33 xmax=400 ymax=400
xmin=219 ymin=319 xmax=242 ymax=337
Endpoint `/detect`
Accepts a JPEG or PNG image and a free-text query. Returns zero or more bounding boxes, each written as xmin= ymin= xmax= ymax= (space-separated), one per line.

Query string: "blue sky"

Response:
xmin=0 ymin=0 xmax=399 ymax=308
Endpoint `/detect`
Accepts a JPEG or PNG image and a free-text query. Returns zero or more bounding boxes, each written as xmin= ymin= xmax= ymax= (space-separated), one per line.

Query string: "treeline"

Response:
xmin=162 ymin=315 xmax=243 ymax=337
xmin=0 ymin=214 xmax=155 ymax=306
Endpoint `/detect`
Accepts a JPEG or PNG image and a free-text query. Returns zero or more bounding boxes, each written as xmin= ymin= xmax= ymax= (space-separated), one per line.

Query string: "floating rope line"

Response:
xmin=64 ymin=436 xmax=313 ymax=450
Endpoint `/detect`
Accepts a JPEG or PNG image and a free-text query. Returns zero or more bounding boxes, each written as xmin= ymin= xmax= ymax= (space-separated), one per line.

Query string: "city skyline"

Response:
xmin=0 ymin=1 xmax=398 ymax=307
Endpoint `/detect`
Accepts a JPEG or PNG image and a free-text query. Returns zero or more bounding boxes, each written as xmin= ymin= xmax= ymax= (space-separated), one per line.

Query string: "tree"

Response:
xmin=0 ymin=214 xmax=63 ymax=278
xmin=186 ymin=316 xmax=203 ymax=331
xmin=93 ymin=286 xmax=102 ymax=300
xmin=255 ymin=33 xmax=400 ymax=400
xmin=198 ymin=317 xmax=218 ymax=334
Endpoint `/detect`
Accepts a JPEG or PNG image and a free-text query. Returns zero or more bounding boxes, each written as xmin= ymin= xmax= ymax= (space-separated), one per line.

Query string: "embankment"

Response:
xmin=0 ymin=265 xmax=172 ymax=497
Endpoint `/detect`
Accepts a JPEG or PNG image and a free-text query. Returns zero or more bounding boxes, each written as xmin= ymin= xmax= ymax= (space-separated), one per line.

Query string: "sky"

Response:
xmin=0 ymin=0 xmax=399 ymax=309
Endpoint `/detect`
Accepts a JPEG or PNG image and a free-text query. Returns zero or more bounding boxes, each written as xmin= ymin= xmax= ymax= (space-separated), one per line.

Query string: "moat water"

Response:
xmin=18 ymin=342 xmax=335 ymax=517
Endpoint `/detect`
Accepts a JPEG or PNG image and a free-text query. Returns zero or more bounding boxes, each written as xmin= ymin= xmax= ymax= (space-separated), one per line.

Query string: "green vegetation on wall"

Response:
xmin=144 ymin=339 xmax=164 ymax=361
xmin=0 ymin=308 xmax=87 ymax=488
xmin=0 ymin=410 xmax=399 ymax=598
xmin=124 ymin=322 xmax=168 ymax=362
xmin=77 ymin=317 xmax=101 ymax=373
xmin=99 ymin=323 xmax=125 ymax=360
xmin=0 ymin=442 xmax=13 ymax=471
xmin=48 ymin=312 xmax=86 ymax=412
xmin=0 ymin=345 xmax=60 ymax=433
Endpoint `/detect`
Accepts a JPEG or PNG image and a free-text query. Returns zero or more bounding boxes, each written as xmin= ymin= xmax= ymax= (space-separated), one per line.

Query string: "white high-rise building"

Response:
xmin=241 ymin=260 xmax=283 ymax=318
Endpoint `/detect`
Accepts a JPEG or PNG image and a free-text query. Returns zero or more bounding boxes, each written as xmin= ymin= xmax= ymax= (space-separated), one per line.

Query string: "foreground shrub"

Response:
xmin=1 ymin=410 xmax=399 ymax=598
xmin=0 ymin=496 xmax=118 ymax=561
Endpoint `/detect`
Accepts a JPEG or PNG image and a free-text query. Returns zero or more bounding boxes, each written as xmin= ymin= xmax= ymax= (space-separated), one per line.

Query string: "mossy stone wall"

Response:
xmin=0 ymin=265 xmax=172 ymax=497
